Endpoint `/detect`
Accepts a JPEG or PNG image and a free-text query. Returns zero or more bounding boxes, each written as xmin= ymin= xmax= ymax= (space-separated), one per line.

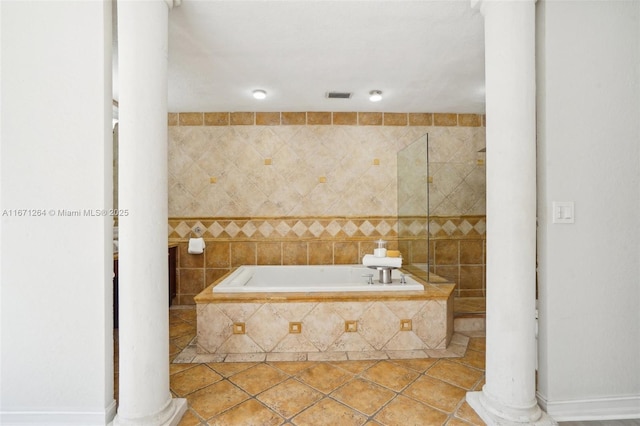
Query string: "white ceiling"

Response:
xmin=114 ymin=0 xmax=486 ymax=114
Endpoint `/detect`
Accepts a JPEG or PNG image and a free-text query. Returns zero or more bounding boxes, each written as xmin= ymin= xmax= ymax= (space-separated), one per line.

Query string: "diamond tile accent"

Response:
xmin=474 ymin=219 xmax=486 ymax=235
xmin=309 ymin=221 xmax=324 ymax=237
xmin=225 ymin=222 xmax=241 ymax=237
xmin=409 ymin=220 xmax=424 ymax=236
xmin=376 ymin=220 xmax=392 ymax=236
xmin=326 ymin=220 xmax=342 ymax=237
xmin=241 ymin=222 xmax=257 ymax=237
xmin=343 ymin=220 xmax=358 ymax=236
xmin=175 ymin=222 xmax=192 ymax=238
xmin=359 ymin=220 xmax=375 ymax=236
xmin=292 ymin=221 xmax=308 ymax=237
xmin=258 ymin=221 xmax=275 ymax=237
xmin=459 ymin=220 xmax=474 ymax=235
xmin=442 ymin=220 xmax=457 ymax=236
xmin=172 ymin=216 xmax=464 ymax=240
xmin=275 ymin=220 xmax=291 ymax=236
xmin=208 ymin=221 xmax=224 ymax=237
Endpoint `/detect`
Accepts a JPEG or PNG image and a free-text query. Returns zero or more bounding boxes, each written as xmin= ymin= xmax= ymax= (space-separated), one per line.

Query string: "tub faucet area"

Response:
xmin=362 ymin=242 xmax=403 ymax=284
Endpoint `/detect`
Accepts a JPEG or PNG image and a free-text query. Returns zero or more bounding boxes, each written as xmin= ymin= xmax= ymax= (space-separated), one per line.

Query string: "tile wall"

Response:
xmin=168 ymin=112 xmax=486 ymax=304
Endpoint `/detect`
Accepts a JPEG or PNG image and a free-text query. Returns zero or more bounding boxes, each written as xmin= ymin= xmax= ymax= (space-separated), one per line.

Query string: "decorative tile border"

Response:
xmin=168 ymin=112 xmax=485 ymax=127
xmin=168 ymin=216 xmax=486 ymax=241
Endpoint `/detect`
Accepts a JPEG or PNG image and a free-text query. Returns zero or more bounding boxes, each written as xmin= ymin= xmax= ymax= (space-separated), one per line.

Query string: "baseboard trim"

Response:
xmin=1 ymin=402 xmax=116 ymax=426
xmin=537 ymin=392 xmax=640 ymax=421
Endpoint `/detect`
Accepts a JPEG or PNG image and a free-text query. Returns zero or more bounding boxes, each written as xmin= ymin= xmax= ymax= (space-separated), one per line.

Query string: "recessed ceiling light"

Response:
xmin=369 ymin=90 xmax=383 ymax=102
xmin=252 ymin=89 xmax=267 ymax=100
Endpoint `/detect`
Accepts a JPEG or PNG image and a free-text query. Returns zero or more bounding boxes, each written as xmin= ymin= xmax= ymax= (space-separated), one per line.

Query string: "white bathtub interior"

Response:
xmin=212 ymin=265 xmax=425 ymax=293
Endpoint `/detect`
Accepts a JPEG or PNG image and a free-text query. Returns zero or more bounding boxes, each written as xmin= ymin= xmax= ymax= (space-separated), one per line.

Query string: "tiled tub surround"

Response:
xmin=169 ymin=215 xmax=486 ymax=304
xmin=194 ymin=273 xmax=455 ymax=360
xmin=168 ymin=110 xmax=486 ymax=302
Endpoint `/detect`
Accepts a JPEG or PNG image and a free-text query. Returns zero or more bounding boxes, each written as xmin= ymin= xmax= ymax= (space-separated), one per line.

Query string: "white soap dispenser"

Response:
xmin=374 ymin=239 xmax=387 ymax=257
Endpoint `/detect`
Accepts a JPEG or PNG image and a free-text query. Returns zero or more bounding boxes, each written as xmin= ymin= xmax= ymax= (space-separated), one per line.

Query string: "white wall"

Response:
xmin=0 ymin=1 xmax=115 ymax=424
xmin=536 ymin=0 xmax=640 ymax=420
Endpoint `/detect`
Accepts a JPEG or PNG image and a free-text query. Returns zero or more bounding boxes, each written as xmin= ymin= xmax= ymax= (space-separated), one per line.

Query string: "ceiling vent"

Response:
xmin=326 ymin=92 xmax=352 ymax=99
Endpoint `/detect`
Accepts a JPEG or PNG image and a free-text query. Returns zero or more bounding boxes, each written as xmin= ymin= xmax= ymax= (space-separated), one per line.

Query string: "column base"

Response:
xmin=111 ymin=398 xmax=187 ymax=426
xmin=467 ymin=392 xmax=558 ymax=426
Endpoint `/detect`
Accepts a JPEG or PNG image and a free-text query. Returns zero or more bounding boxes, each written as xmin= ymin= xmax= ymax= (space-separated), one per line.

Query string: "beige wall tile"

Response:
xmin=459 ymin=289 xmax=485 ymax=298
xmin=358 ymin=112 xmax=383 ymax=126
xmin=230 ymin=112 xmax=255 ymax=125
xmin=257 ymin=242 xmax=282 ymax=265
xmin=282 ymin=242 xmax=308 ymax=265
xmin=383 ymin=113 xmax=408 ymax=126
xmin=459 ymin=266 xmax=484 ymax=290
xmin=204 ymin=112 xmax=229 ymax=126
xmin=333 ymin=242 xmax=359 ymax=264
xmin=281 ymin=112 xmax=306 ymax=125
xmin=168 ymin=120 xmax=485 ymax=217
xmin=434 ymin=240 xmax=458 ymax=265
xmin=206 ymin=268 xmax=228 ymax=288
xmin=459 ymin=240 xmax=483 ymax=264
xmin=179 ymin=112 xmax=204 ymax=126
xmin=332 ymin=112 xmax=357 ymax=125
xmin=231 ymin=242 xmax=257 ymax=266
xmin=170 ymin=216 xmax=486 ymax=303
xmin=433 ymin=113 xmax=458 ymax=126
xmin=256 ymin=112 xmax=281 ymax=126
xmin=168 ymin=113 xmax=179 ymax=126
xmin=306 ymin=112 xmax=331 ymax=125
xmin=458 ymin=114 xmax=482 ymax=127
xmin=166 ymin=111 xmax=488 ymax=302
xmin=205 ymin=242 xmax=230 ymax=268
xmin=408 ymin=113 xmax=433 ymax=126
xmin=180 ymin=243 xmax=205 ymax=268
xmin=178 ymin=295 xmax=197 ymax=305
xmin=179 ymin=268 xmax=205 ymax=295
xmin=359 ymin=241 xmax=377 ymax=258
xmin=308 ymin=241 xmax=333 ymax=265
xmin=410 ymin=239 xmax=429 ymax=265
xmin=434 ymin=266 xmax=459 ymax=288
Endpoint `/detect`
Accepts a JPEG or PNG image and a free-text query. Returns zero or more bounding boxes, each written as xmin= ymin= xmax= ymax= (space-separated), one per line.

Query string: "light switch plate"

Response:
xmin=552 ymin=201 xmax=574 ymax=224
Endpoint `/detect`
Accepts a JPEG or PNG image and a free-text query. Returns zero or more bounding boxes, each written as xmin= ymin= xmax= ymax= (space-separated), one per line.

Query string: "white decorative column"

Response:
xmin=114 ymin=0 xmax=186 ymax=425
xmin=466 ymin=0 xmax=556 ymax=424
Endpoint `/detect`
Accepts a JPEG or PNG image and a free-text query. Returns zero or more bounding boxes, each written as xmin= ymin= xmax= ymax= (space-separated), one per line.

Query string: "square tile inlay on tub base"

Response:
xmin=193 ymin=269 xmax=456 ymax=361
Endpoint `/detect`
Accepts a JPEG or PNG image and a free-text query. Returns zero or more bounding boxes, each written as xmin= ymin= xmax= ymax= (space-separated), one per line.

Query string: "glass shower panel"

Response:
xmin=397 ymin=133 xmax=429 ymax=279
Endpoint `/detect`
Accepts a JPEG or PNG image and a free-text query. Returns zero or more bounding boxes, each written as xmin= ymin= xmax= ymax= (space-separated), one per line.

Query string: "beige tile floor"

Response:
xmin=115 ymin=298 xmax=488 ymax=425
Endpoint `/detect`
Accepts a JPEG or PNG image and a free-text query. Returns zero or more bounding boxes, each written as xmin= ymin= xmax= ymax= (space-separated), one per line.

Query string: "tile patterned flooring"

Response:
xmin=115 ymin=298 xmax=487 ymax=425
